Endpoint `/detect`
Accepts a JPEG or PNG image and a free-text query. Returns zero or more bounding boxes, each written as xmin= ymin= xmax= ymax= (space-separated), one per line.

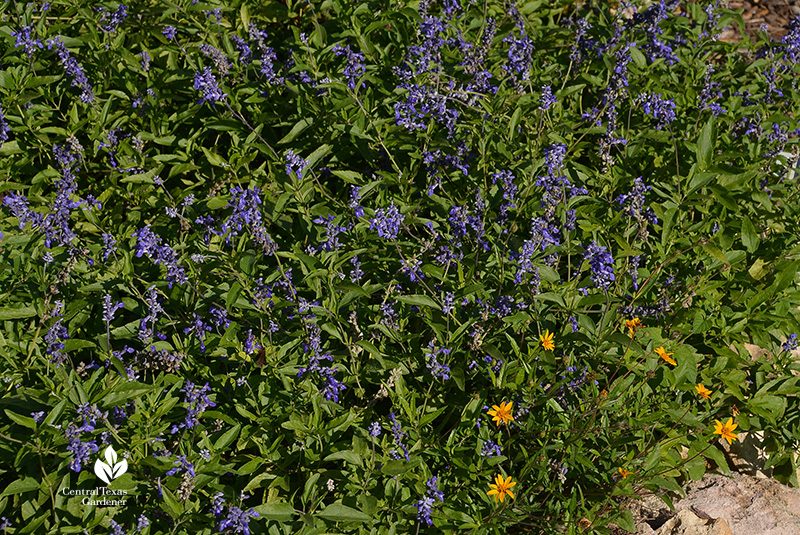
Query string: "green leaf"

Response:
xmin=215 ymin=424 xmax=241 ymax=450
xmin=323 ymin=450 xmax=364 ymax=467
xmin=278 ymin=118 xmax=313 ymax=144
xmin=202 ymin=147 xmax=228 ymax=168
xmin=0 ymin=306 xmax=36 ymax=320
xmin=396 ymin=294 xmax=440 ymax=310
xmin=697 ymin=117 xmax=716 ymax=170
xmin=704 ymin=445 xmax=730 ymax=474
xmin=748 ymin=394 xmax=786 ymax=425
xmin=316 ymin=503 xmax=372 ymax=523
xmin=161 ymin=486 xmax=183 ymax=516
xmin=380 ymin=457 xmax=421 ymax=476
xmin=748 ymin=258 xmax=769 ymax=280
xmin=254 ymin=502 xmax=296 ymax=521
xmin=1 ymin=478 xmax=40 ymax=497
xmin=508 ymin=107 xmax=522 ymax=140
xmin=615 ymin=509 xmax=636 ymax=533
xmin=5 ymin=409 xmax=36 ymax=429
xmin=741 ymin=216 xmax=759 ymax=253
xmin=685 ymin=456 xmax=706 ymax=481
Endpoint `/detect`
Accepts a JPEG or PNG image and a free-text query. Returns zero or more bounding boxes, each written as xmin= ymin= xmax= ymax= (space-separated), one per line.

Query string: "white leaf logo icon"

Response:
xmin=94 ymin=446 xmax=128 ymax=484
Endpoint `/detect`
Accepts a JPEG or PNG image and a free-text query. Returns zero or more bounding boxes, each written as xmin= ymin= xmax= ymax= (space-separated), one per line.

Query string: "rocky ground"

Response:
xmin=721 ymin=0 xmax=800 ymax=42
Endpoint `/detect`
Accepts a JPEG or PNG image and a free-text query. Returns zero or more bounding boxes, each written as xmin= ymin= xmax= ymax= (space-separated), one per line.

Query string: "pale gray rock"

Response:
xmin=630 ymin=472 xmax=800 ymax=535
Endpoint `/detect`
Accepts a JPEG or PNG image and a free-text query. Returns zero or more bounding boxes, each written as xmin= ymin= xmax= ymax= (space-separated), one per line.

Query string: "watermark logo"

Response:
xmin=94 ymin=446 xmax=128 ymax=484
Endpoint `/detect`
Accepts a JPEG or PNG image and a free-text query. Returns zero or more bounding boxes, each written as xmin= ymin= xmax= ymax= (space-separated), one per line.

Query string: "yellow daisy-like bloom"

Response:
xmin=487 ymin=401 xmax=514 ymax=426
xmin=695 ymin=384 xmax=712 ymax=400
xmin=618 ymin=467 xmax=633 ymax=479
xmin=539 ymin=329 xmax=555 ymax=351
xmin=655 ymin=346 xmax=676 ymax=366
xmin=487 ymin=474 xmax=516 ymax=503
xmin=713 ymin=418 xmax=739 ymax=445
xmin=625 ymin=318 xmax=642 ymax=338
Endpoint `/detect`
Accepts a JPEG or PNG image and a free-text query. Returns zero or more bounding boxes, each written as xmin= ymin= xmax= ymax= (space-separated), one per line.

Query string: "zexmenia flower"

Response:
xmin=487 ymin=474 xmax=516 ymax=503
xmin=539 ymin=329 xmax=555 ymax=351
xmin=487 ymin=401 xmax=514 ymax=426
xmin=713 ymin=418 xmax=739 ymax=444
xmin=655 ymin=346 xmax=676 ymax=366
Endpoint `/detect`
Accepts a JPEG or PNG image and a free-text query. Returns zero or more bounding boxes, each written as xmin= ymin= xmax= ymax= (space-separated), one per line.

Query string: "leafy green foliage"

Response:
xmin=1 ymin=0 xmax=800 ymax=534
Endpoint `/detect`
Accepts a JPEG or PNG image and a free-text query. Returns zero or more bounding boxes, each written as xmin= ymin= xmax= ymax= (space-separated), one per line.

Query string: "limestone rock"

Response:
xmin=654 ymin=509 xmax=732 ymax=535
xmin=631 ymin=472 xmax=800 ymax=535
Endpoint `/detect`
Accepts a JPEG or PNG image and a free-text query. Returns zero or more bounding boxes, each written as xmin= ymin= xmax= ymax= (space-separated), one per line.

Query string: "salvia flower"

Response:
xmin=424 ymin=341 xmax=451 ymax=380
xmin=639 ymin=92 xmax=676 ymax=130
xmin=200 ymin=43 xmax=233 ymax=75
xmin=170 ymin=381 xmax=216 ymax=434
xmin=194 ymin=67 xmax=226 ymax=106
xmin=162 ymin=26 xmax=176 ymax=39
xmin=297 ymin=324 xmax=346 ymax=402
xmin=503 ymin=29 xmax=534 ymax=83
xmin=481 ymin=440 xmax=502 ymax=457
xmin=783 ymin=334 xmax=798 ymax=352
xmin=333 ymin=44 xmax=366 ymax=90
xmin=183 ymin=313 xmax=212 ymax=353
xmin=48 ymin=38 xmax=95 ymax=103
xmin=109 ymin=519 xmax=125 ymax=535
xmin=132 ymin=225 xmax=187 ymax=287
xmin=388 ymin=412 xmax=411 ymax=460
xmin=368 ymin=422 xmax=382 ymax=437
xmin=77 ymin=402 xmax=104 ymax=432
xmin=217 ymin=505 xmax=260 ymax=535
xmin=369 ymin=202 xmax=404 ymax=239
xmin=65 ymin=424 xmax=99 ymax=472
xmin=0 ymin=105 xmax=9 ymax=149
xmin=584 ymin=242 xmax=615 ymax=290
xmin=135 ymin=515 xmax=150 ymax=532
xmin=165 ymin=454 xmax=196 ymax=477
xmin=349 ymin=186 xmax=365 ymax=218
xmin=45 ymin=314 xmax=69 ymax=366
xmin=102 ymin=294 xmax=125 ymax=325
xmin=99 ymin=5 xmax=128 ymax=33
xmin=312 ymin=214 xmax=348 ymax=252
xmin=539 ymin=85 xmax=556 ymax=110
xmin=209 ymin=307 xmax=231 ymax=329
xmin=414 ymin=476 xmax=444 ymax=526
xmin=101 ymin=232 xmax=118 ymax=261
xmin=139 ymin=51 xmax=151 ymax=71
xmin=285 ymin=150 xmax=308 ymax=180
xmin=11 ymin=25 xmax=43 ymax=57
xmin=138 ymin=285 xmax=163 ymax=342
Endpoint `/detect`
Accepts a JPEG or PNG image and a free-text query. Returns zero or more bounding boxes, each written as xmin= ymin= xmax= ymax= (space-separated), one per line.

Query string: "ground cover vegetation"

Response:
xmin=1 ymin=0 xmax=800 ymax=533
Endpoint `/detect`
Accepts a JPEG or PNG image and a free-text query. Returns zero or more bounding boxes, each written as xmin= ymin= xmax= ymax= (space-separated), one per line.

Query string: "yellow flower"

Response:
xmin=655 ymin=346 xmax=676 ymax=366
xmin=487 ymin=474 xmax=516 ymax=503
xmin=540 ymin=329 xmax=555 ymax=351
xmin=625 ymin=318 xmax=642 ymax=337
xmin=695 ymin=384 xmax=712 ymax=400
xmin=618 ymin=467 xmax=633 ymax=479
xmin=487 ymin=401 xmax=514 ymax=426
xmin=713 ymin=418 xmax=739 ymax=445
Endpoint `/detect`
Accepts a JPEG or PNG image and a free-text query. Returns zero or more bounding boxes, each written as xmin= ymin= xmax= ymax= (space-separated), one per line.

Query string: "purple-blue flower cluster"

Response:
xmin=424 ymin=341 xmax=451 ymax=380
xmin=132 ymin=225 xmax=188 ymax=287
xmin=388 ymin=412 xmax=410 ymax=461
xmin=414 ymin=476 xmax=444 ymax=526
xmin=194 ymin=67 xmax=227 ymax=106
xmin=333 ymin=44 xmax=366 ymax=90
xmin=584 ymin=242 xmax=615 ymax=291
xmin=170 ymin=381 xmax=216 ymax=434
xmin=297 ymin=324 xmax=346 ymax=402
xmin=369 ymin=202 xmax=404 ymax=240
xmin=48 ymin=37 xmax=95 ymax=103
